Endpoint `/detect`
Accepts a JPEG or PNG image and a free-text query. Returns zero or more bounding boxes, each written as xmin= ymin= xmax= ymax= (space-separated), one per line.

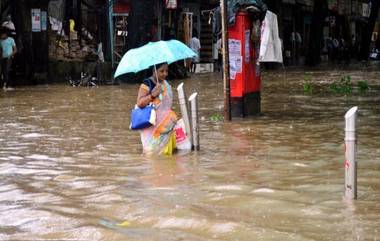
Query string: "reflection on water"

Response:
xmin=0 ymin=70 xmax=379 ymax=240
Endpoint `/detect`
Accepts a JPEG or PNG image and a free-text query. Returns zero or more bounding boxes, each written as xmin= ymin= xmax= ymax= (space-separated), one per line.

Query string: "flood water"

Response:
xmin=0 ymin=69 xmax=379 ymax=240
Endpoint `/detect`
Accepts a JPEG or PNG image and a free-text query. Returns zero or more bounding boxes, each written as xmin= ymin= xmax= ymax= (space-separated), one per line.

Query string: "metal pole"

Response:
xmin=78 ymin=0 xmax=82 ymax=48
xmin=221 ymin=0 xmax=231 ymax=121
xmin=108 ymin=0 xmax=114 ymax=68
xmin=189 ymin=93 xmax=200 ymax=151
xmin=177 ymin=83 xmax=192 ymax=146
xmin=345 ymin=106 xmax=358 ymax=200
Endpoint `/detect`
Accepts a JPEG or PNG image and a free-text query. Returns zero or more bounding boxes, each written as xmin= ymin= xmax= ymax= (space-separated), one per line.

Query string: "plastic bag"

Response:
xmin=175 ymin=119 xmax=191 ymax=150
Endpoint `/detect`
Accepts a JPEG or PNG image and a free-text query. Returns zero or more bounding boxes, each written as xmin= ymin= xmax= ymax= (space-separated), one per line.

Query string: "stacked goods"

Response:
xmin=48 ymin=29 xmax=98 ymax=62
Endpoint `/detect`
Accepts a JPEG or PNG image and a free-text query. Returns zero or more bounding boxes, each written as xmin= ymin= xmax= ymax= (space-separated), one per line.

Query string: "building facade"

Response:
xmin=0 ymin=0 xmax=379 ymax=84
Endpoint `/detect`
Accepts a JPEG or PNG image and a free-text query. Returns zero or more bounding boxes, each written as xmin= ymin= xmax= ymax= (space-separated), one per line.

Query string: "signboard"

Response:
xmin=362 ymin=3 xmax=370 ymax=17
xmin=165 ymin=0 xmax=177 ymax=9
xmin=113 ymin=2 xmax=130 ymax=13
xmin=41 ymin=11 xmax=47 ymax=31
xmin=31 ymin=9 xmax=41 ymax=32
xmin=228 ymin=39 xmax=242 ymax=80
xmin=328 ymin=0 xmax=338 ymax=11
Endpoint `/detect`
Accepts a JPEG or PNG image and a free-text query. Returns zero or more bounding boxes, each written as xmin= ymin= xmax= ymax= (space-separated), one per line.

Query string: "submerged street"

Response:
xmin=0 ymin=69 xmax=379 ymax=240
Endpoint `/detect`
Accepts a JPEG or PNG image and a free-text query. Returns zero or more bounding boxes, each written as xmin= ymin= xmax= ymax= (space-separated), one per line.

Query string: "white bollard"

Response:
xmin=177 ymin=83 xmax=192 ymax=145
xmin=344 ymin=106 xmax=358 ymax=200
xmin=189 ymin=93 xmax=200 ymax=151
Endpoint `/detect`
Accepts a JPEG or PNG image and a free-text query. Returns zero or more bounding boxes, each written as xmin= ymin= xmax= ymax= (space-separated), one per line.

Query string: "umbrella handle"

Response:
xmin=154 ymin=65 xmax=158 ymax=82
xmin=154 ymin=64 xmax=160 ymax=85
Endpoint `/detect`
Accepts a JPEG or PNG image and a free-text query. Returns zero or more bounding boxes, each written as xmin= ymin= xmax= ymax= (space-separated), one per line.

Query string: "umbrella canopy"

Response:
xmin=114 ymin=40 xmax=197 ymax=78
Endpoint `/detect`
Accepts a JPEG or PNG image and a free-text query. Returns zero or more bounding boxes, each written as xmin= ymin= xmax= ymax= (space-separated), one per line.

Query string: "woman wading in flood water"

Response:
xmin=136 ymin=63 xmax=178 ymax=155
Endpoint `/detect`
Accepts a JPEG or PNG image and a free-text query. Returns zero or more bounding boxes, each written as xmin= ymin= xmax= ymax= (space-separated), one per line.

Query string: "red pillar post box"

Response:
xmin=228 ymin=12 xmax=261 ymax=117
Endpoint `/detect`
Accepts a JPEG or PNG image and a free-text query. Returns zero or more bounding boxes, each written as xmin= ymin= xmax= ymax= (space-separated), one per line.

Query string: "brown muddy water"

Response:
xmin=0 ymin=70 xmax=379 ymax=241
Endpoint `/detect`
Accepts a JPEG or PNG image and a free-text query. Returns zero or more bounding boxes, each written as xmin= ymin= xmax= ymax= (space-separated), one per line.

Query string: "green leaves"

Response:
xmin=357 ymin=80 xmax=369 ymax=94
xmin=209 ymin=113 xmax=224 ymax=122
xmin=303 ymin=75 xmax=314 ymax=95
xmin=302 ymin=75 xmax=369 ymax=96
xmin=329 ymin=75 xmax=353 ymax=95
xmin=303 ymin=82 xmax=314 ymax=95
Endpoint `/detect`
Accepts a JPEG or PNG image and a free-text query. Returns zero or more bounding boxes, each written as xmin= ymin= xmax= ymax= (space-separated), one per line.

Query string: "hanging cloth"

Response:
xmin=259 ymin=11 xmax=283 ymax=63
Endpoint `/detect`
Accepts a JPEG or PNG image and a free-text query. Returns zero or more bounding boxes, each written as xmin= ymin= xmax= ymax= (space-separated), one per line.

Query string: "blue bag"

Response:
xmin=130 ymin=79 xmax=156 ymax=130
xmin=130 ymin=104 xmax=156 ymax=130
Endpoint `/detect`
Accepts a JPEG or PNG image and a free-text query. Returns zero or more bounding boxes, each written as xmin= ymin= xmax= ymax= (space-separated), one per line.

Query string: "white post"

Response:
xmin=189 ymin=93 xmax=199 ymax=151
xmin=345 ymin=106 xmax=358 ymax=200
xmin=177 ymin=83 xmax=192 ymax=145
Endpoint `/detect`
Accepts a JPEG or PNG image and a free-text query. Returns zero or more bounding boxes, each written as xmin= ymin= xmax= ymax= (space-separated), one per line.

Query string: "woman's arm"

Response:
xmin=136 ymin=86 xmax=153 ymax=108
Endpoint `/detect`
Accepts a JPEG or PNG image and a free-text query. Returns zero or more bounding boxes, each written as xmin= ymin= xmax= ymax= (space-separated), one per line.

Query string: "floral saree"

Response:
xmin=140 ymin=80 xmax=177 ymax=155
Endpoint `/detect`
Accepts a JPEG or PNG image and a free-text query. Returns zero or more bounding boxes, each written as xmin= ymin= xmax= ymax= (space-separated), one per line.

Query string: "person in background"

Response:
xmin=2 ymin=15 xmax=16 ymax=38
xmin=189 ymin=29 xmax=201 ymax=73
xmin=331 ymin=36 xmax=340 ymax=62
xmin=340 ymin=36 xmax=350 ymax=64
xmin=213 ymin=38 xmax=219 ymax=72
xmin=351 ymin=35 xmax=357 ymax=57
xmin=291 ymin=31 xmax=302 ymax=65
xmin=136 ymin=63 xmax=178 ymax=155
xmin=216 ymin=37 xmax=222 ymax=72
xmin=0 ymin=28 xmax=17 ymax=89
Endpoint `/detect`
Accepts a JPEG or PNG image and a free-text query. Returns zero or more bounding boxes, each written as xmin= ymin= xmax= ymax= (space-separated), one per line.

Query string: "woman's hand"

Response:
xmin=151 ymin=82 xmax=161 ymax=98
